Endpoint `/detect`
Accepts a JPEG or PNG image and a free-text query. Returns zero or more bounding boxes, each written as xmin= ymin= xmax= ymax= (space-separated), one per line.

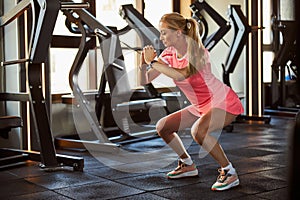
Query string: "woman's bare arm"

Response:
xmin=150 ymin=59 xmax=188 ymax=81
xmin=142 ymin=45 xmax=189 ymax=83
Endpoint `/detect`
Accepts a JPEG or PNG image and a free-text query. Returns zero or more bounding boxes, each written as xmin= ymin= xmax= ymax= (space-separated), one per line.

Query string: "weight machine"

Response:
xmin=118 ymin=4 xmax=169 ymax=98
xmin=118 ymin=4 xmax=191 ymax=114
xmin=54 ymin=2 xmax=180 ymax=172
xmin=223 ymin=4 xmax=270 ymax=123
xmin=0 ymin=0 xmax=86 ymax=171
xmin=55 ymin=0 xmax=169 ymax=151
xmin=190 ymin=0 xmax=231 ymax=51
xmin=266 ymin=16 xmax=299 ymax=116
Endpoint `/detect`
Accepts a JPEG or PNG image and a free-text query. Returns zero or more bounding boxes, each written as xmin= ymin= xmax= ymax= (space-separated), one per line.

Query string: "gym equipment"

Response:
xmin=55 ymin=1 xmax=168 ymax=151
xmin=118 ymin=4 xmax=166 ymax=99
xmin=119 ymin=4 xmax=165 ymax=56
xmin=118 ymin=4 xmax=192 ymax=110
xmin=54 ymin=2 xmax=193 ymax=173
xmin=221 ymin=5 xmax=250 ymax=88
xmin=0 ymin=116 xmax=23 ymax=139
xmin=220 ymin=4 xmax=271 ymax=124
xmin=0 ymin=0 xmax=86 ymax=171
xmin=265 ymin=16 xmax=299 ymax=117
xmin=190 ymin=0 xmax=231 ymax=51
xmin=0 ymin=93 xmax=28 ymax=140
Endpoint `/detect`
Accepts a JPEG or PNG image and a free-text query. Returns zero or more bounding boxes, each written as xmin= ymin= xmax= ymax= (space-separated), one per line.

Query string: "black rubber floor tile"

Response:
xmin=0 ymin=179 xmax=46 ymax=199
xmin=55 ymin=180 xmax=144 ymax=200
xmin=6 ymin=161 xmax=50 ymax=179
xmin=25 ymin=171 xmax=105 ymax=190
xmin=114 ymin=173 xmax=201 ymax=191
xmin=0 ymin=171 xmax=19 ymax=183
xmin=225 ymin=147 xmax=278 ymax=158
xmin=6 ymin=190 xmax=72 ymax=200
xmin=152 ymin=182 xmax=244 ymax=200
xmin=231 ymin=194 xmax=268 ymax=200
xmin=86 ymin=166 xmax=144 ymax=180
xmin=249 ymin=143 xmax=288 ymax=153
xmin=251 ymin=153 xmax=288 ymax=166
xmin=80 ymin=156 xmax=106 ymax=169
xmin=255 ymin=187 xmax=288 ymax=200
xmin=112 ymin=192 xmax=169 ymax=200
xmin=231 ymin=158 xmax=281 ymax=174
xmin=236 ymin=173 xmax=287 ymax=195
xmin=254 ymin=167 xmax=288 ymax=182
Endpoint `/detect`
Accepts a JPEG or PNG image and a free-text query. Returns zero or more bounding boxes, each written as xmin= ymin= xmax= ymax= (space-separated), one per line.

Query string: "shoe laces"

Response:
xmin=217 ymin=168 xmax=229 ymax=183
xmin=175 ymin=160 xmax=187 ymax=171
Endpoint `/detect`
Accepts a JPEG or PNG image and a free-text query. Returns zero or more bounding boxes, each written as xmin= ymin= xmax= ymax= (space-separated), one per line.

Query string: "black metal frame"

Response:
xmin=222 ymin=5 xmax=251 ymax=87
xmin=220 ymin=4 xmax=271 ymax=124
xmin=62 ymin=6 xmax=120 ymax=147
xmin=270 ymin=19 xmax=297 ymax=108
xmin=119 ymin=4 xmax=167 ymax=98
xmin=120 ymin=4 xmax=165 ymax=56
xmin=54 ymin=1 xmax=169 ymax=149
xmin=261 ymin=0 xmax=299 ymax=117
xmin=0 ymin=0 xmax=85 ymax=171
xmin=190 ymin=0 xmax=231 ymax=51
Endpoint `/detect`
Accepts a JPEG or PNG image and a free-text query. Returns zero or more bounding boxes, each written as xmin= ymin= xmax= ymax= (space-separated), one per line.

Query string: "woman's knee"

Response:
xmin=156 ymin=117 xmax=168 ymax=137
xmin=191 ymin=122 xmax=208 ymax=145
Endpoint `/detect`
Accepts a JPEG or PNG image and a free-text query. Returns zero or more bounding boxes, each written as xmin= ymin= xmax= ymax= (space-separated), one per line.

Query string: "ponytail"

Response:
xmin=160 ymin=13 xmax=206 ymax=76
xmin=185 ymin=18 xmax=206 ymax=75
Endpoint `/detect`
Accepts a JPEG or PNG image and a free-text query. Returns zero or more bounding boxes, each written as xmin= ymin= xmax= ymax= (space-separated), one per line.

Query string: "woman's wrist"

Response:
xmin=147 ymin=60 xmax=158 ymax=70
xmin=139 ymin=63 xmax=148 ymax=71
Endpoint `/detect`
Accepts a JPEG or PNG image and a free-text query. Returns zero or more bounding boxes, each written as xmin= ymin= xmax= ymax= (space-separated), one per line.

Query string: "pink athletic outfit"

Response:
xmin=159 ymin=46 xmax=244 ymax=117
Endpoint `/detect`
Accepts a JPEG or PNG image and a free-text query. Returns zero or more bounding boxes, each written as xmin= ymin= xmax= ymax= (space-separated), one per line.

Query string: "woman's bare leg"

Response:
xmin=156 ymin=107 xmax=198 ymax=159
xmin=191 ymin=108 xmax=237 ymax=167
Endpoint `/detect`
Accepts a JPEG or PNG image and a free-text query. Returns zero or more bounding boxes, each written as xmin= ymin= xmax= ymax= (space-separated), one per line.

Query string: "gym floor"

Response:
xmin=0 ymin=116 xmax=294 ymax=200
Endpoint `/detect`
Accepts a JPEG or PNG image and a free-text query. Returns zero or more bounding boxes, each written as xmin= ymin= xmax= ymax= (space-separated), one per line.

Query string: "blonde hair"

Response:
xmin=160 ymin=12 xmax=206 ymax=75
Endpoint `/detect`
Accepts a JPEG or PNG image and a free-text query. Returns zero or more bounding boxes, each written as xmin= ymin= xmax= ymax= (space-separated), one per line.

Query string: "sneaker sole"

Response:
xmin=167 ymin=169 xmax=199 ymax=179
xmin=211 ymin=179 xmax=240 ymax=191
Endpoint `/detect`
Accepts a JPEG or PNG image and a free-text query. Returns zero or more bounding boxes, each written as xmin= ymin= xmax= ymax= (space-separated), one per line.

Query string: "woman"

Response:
xmin=139 ymin=12 xmax=244 ymax=191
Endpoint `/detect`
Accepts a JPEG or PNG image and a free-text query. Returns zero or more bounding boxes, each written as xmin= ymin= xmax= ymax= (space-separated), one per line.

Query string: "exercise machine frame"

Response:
xmin=190 ymin=0 xmax=231 ymax=51
xmin=221 ymin=4 xmax=271 ymax=123
xmin=266 ymin=18 xmax=299 ymax=116
xmin=0 ymin=0 xmax=86 ymax=171
xmin=56 ymin=0 xmax=169 ymax=150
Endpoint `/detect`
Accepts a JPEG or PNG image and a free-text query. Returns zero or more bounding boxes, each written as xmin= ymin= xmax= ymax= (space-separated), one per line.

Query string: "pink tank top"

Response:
xmin=159 ymin=46 xmax=244 ymax=116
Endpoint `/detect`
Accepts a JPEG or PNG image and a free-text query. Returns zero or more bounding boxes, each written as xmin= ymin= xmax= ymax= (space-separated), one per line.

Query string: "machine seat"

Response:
xmin=115 ymin=98 xmax=166 ymax=112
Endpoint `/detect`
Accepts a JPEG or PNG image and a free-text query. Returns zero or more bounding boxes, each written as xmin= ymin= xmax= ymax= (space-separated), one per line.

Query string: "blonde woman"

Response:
xmin=139 ymin=12 xmax=244 ymax=191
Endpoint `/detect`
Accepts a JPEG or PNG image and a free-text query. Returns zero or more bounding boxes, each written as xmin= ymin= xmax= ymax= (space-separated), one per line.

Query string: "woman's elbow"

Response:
xmin=173 ymin=75 xmax=186 ymax=81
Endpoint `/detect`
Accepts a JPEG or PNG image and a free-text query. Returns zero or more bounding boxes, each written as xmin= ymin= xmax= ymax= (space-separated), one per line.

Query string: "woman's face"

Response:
xmin=159 ymin=21 xmax=179 ymax=47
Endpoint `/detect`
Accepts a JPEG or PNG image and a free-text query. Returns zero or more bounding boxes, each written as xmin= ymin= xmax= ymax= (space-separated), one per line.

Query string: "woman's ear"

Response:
xmin=176 ymin=30 xmax=182 ymax=37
